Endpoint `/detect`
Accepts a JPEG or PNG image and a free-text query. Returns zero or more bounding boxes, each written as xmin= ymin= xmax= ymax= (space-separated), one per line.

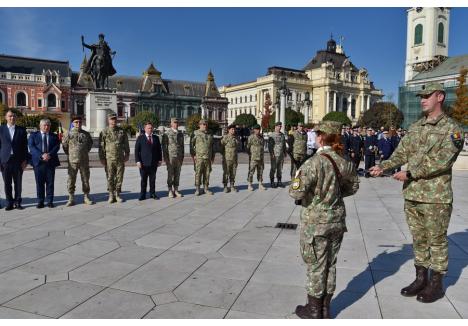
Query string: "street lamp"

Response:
xmin=304 ymin=91 xmax=311 ymax=124
xmin=279 ymin=74 xmax=290 ymax=133
xmin=275 ymin=91 xmax=280 ymax=123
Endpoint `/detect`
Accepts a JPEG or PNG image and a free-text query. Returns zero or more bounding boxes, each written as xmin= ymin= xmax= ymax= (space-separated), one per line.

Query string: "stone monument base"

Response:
xmin=85 ymin=91 xmax=117 ymax=137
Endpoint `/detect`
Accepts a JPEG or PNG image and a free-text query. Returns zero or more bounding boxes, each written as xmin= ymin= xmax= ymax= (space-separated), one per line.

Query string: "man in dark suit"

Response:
xmin=135 ymin=121 xmax=162 ymax=200
xmin=28 ymin=118 xmax=60 ymax=208
xmin=349 ymin=128 xmax=363 ymax=171
xmin=363 ymin=128 xmax=378 ymax=178
xmin=0 ymin=110 xmax=29 ymax=210
xmin=378 ymin=130 xmax=395 ymax=161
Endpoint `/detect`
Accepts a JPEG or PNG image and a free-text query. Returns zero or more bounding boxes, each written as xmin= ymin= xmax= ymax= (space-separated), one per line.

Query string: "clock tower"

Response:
xmin=404 ymin=7 xmax=450 ymax=82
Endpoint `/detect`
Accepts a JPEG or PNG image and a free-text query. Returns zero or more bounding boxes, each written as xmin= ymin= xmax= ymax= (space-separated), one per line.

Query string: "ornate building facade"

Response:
xmin=219 ymin=37 xmax=383 ymax=125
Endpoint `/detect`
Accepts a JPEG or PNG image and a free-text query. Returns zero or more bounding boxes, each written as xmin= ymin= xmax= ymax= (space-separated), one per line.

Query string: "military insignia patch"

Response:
xmin=291 ymin=177 xmax=301 ymax=190
xmin=451 ymin=132 xmax=463 ymax=149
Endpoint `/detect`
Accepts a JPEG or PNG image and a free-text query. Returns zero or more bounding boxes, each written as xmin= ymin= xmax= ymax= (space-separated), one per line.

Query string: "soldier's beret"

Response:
xmin=108 ymin=113 xmax=117 ymax=119
xmin=71 ymin=115 xmax=83 ymax=122
xmin=199 ymin=119 xmax=207 ymax=125
xmin=252 ymin=124 xmax=261 ymax=129
xmin=170 ymin=117 xmax=179 ymax=123
xmin=416 ymin=83 xmax=445 ymax=97
xmin=227 ymin=124 xmax=236 ymax=129
xmin=315 ymin=120 xmax=341 ymax=134
xmin=275 ymin=121 xmax=282 ymax=126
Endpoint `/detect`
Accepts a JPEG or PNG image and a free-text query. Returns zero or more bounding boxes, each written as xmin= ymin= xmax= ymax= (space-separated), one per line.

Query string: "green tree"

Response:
xmin=452 ymin=67 xmax=468 ymax=126
xmin=233 ymin=113 xmax=257 ymax=128
xmin=359 ymin=102 xmax=404 ymax=129
xmin=268 ymin=108 xmax=304 ymax=130
xmin=0 ymin=104 xmax=23 ymax=124
xmin=16 ymin=114 xmax=60 ymax=132
xmin=130 ymin=111 xmax=159 ymax=132
xmin=185 ymin=113 xmax=220 ymax=135
xmin=322 ymin=111 xmax=352 ymax=126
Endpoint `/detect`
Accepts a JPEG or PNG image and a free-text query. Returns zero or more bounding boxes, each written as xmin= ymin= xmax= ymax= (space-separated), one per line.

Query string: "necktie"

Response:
xmin=42 ymin=134 xmax=48 ymax=153
xmin=148 ymin=135 xmax=152 ymax=145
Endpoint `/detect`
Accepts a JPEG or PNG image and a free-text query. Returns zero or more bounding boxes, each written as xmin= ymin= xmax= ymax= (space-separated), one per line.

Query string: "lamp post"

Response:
xmin=304 ymin=91 xmax=311 ymax=124
xmin=279 ymin=75 xmax=290 ymax=133
xmin=275 ymin=91 xmax=280 ymax=123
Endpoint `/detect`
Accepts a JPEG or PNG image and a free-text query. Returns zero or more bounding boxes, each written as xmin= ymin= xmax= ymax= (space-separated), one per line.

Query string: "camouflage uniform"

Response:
xmin=162 ymin=128 xmax=185 ymax=189
xmin=247 ymin=133 xmax=265 ymax=185
xmin=190 ymin=129 xmax=214 ymax=190
xmin=268 ymin=131 xmax=286 ymax=184
xmin=379 ymin=113 xmax=464 ymax=273
xmin=221 ymin=133 xmax=238 ymax=188
xmin=99 ymin=126 xmax=130 ymax=198
xmin=289 ymin=129 xmax=308 ymax=178
xmin=62 ymin=127 xmax=93 ymax=202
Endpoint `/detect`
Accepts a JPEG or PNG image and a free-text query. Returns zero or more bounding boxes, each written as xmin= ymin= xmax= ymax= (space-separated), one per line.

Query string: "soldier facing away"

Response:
xmin=190 ymin=119 xmax=215 ymax=196
xmin=220 ymin=124 xmax=239 ymax=193
xmin=246 ymin=124 xmax=265 ymax=191
xmin=370 ymin=83 xmax=465 ymax=303
xmin=162 ymin=118 xmax=185 ymax=198
xmin=268 ymin=121 xmax=286 ymax=188
xmin=99 ymin=113 xmax=130 ymax=203
xmin=62 ymin=116 xmax=95 ymax=206
xmin=289 ymin=122 xmax=308 ymax=178
xmin=289 ymin=120 xmax=359 ymax=319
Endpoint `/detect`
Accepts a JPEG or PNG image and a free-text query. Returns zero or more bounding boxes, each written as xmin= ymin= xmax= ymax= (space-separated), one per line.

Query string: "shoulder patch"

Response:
xmin=451 ymin=132 xmax=463 ymax=149
xmin=291 ymin=177 xmax=301 ymax=190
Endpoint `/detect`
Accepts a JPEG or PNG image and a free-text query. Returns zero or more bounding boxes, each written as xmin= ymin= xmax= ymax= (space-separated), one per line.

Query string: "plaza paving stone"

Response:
xmin=0 ymin=164 xmax=467 ymax=318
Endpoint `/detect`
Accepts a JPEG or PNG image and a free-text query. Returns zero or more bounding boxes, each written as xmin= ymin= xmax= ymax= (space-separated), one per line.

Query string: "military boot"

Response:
xmin=115 ymin=192 xmax=125 ymax=203
xmin=83 ymin=193 xmax=95 ymax=205
xmin=66 ymin=194 xmax=75 ymax=207
xmin=295 ymin=294 xmax=323 ymax=319
xmin=259 ymin=182 xmax=266 ymax=190
xmin=248 ymin=182 xmax=254 ymax=191
xmin=401 ymin=265 xmax=428 ymax=297
xmin=277 ymin=178 xmax=284 ymax=188
xmin=174 ymin=187 xmax=183 ymax=198
xmin=194 ymin=186 xmax=201 ymax=196
xmin=271 ymin=178 xmax=277 ymax=188
xmin=231 ymin=183 xmax=238 ymax=192
xmin=322 ymin=293 xmax=333 ymax=319
xmin=168 ymin=187 xmax=175 ymax=198
xmin=223 ymin=185 xmax=230 ymax=193
xmin=108 ymin=192 xmax=116 ymax=204
xmin=204 ymin=186 xmax=213 ymax=195
xmin=417 ymin=271 xmax=445 ymax=303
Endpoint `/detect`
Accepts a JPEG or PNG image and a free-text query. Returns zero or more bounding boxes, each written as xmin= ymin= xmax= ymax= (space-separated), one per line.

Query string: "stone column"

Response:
xmin=280 ymin=91 xmax=286 ymax=133
xmin=367 ymin=95 xmax=370 ymax=111
xmin=304 ymin=104 xmax=309 ymax=124
xmin=333 ymin=92 xmax=337 ymax=111
xmin=347 ymin=94 xmax=352 ymax=117
xmin=275 ymin=103 xmax=280 ymax=123
xmin=326 ymin=90 xmax=330 ymax=114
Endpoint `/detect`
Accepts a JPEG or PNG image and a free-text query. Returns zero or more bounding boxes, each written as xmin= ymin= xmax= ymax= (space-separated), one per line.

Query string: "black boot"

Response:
xmin=277 ymin=178 xmax=284 ymax=188
xmin=417 ymin=271 xmax=445 ymax=303
xmin=401 ymin=265 xmax=428 ymax=297
xmin=295 ymin=294 xmax=323 ymax=319
xmin=271 ymin=178 xmax=277 ymax=188
xmin=322 ymin=293 xmax=333 ymax=319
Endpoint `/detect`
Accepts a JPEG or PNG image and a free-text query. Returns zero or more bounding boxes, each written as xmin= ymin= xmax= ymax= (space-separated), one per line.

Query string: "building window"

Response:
xmin=0 ymin=91 xmax=3 ymax=104
xmin=77 ymin=101 xmax=84 ymax=115
xmin=61 ymin=100 xmax=65 ymax=109
xmin=438 ymin=22 xmax=444 ymax=44
xmin=240 ymin=97 xmax=242 ymax=104
xmin=245 ymin=96 xmax=247 ymax=102
xmin=230 ymin=98 xmax=233 ymax=104
xmin=130 ymin=104 xmax=136 ymax=117
xmin=16 ymin=92 xmax=26 ymax=107
xmin=117 ymin=103 xmax=124 ymax=117
xmin=414 ymin=24 xmax=423 ymax=45
xmin=250 ymin=95 xmax=252 ymax=102
xmin=235 ymin=97 xmax=238 ymax=104
xmin=47 ymin=94 xmax=56 ymax=108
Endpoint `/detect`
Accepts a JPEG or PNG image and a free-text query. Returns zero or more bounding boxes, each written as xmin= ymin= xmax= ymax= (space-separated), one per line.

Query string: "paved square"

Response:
xmin=0 ymin=164 xmax=467 ymax=318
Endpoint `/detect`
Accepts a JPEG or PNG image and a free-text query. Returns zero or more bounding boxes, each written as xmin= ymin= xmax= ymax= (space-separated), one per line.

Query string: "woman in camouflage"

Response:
xmin=289 ymin=120 xmax=359 ymax=318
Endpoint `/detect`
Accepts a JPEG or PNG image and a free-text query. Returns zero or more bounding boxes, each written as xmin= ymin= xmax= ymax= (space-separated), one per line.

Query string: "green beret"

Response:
xmin=108 ymin=113 xmax=117 ymax=119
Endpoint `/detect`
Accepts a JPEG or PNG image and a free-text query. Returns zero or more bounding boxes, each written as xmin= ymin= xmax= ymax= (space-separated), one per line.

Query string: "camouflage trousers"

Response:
xmin=222 ymin=159 xmax=237 ymax=185
xmin=106 ymin=160 xmax=125 ymax=193
xmin=269 ymin=156 xmax=284 ymax=180
xmin=166 ymin=157 xmax=183 ymax=188
xmin=300 ymin=229 xmax=344 ymax=297
xmin=247 ymin=159 xmax=264 ymax=183
xmin=195 ymin=158 xmax=211 ymax=187
xmin=67 ymin=161 xmax=90 ymax=194
xmin=404 ymin=200 xmax=452 ymax=273
xmin=291 ymin=154 xmax=305 ymax=178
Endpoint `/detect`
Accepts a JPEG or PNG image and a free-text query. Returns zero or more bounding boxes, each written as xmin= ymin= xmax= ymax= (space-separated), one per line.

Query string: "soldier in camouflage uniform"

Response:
xmin=99 ymin=113 xmax=130 ymax=203
xmin=289 ymin=120 xmax=359 ymax=319
xmin=289 ymin=122 xmax=308 ymax=178
xmin=221 ymin=124 xmax=239 ymax=193
xmin=190 ymin=119 xmax=215 ymax=196
xmin=162 ymin=118 xmax=185 ymax=198
xmin=268 ymin=121 xmax=286 ymax=188
xmin=247 ymin=124 xmax=265 ymax=191
xmin=370 ymin=83 xmax=465 ymax=303
xmin=62 ymin=116 xmax=95 ymax=206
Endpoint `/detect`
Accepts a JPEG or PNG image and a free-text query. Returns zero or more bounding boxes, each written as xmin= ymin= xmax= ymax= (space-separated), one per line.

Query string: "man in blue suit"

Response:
xmin=378 ymin=130 xmax=395 ymax=161
xmin=0 ymin=110 xmax=29 ymax=210
xmin=29 ymin=118 xmax=60 ymax=208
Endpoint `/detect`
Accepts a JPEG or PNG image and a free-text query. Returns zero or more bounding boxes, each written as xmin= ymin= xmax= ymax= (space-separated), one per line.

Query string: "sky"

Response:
xmin=1 ymin=7 xmax=468 ymax=101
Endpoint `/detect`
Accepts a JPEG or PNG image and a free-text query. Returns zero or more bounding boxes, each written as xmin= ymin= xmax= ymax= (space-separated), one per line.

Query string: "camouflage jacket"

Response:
xmin=162 ymin=128 xmax=184 ymax=161
xmin=190 ymin=129 xmax=214 ymax=160
xmin=289 ymin=147 xmax=359 ymax=238
xmin=268 ymin=132 xmax=286 ymax=159
xmin=62 ymin=128 xmax=93 ymax=164
xmin=379 ymin=113 xmax=464 ymax=204
xmin=289 ymin=130 xmax=307 ymax=156
xmin=98 ymin=126 xmax=130 ymax=161
xmin=247 ymin=134 xmax=264 ymax=161
xmin=221 ymin=134 xmax=238 ymax=162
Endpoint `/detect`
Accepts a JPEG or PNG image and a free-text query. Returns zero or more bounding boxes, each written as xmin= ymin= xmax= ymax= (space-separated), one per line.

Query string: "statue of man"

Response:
xmin=81 ymin=33 xmax=117 ymax=89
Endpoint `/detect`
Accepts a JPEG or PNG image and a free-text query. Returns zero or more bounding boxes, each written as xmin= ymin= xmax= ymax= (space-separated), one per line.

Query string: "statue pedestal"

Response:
xmin=85 ymin=91 xmax=117 ymax=137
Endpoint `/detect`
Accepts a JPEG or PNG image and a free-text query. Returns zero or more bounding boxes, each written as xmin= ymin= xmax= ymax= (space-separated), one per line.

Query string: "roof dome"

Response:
xmin=327 ymin=37 xmax=337 ymax=53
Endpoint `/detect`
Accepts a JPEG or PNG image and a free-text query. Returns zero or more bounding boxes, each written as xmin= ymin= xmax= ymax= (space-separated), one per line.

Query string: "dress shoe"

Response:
xmin=47 ymin=202 xmax=55 ymax=208
xmin=36 ymin=202 xmax=45 ymax=209
xmin=5 ymin=204 xmax=14 ymax=211
xmin=150 ymin=193 xmax=160 ymax=200
xmin=15 ymin=204 xmax=24 ymax=210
